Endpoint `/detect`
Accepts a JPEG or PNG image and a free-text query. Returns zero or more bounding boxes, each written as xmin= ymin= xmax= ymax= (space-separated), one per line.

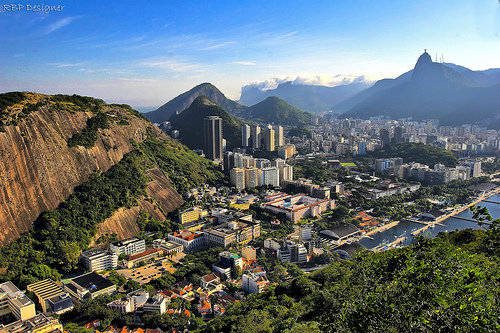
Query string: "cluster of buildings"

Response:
xmin=227 ymin=153 xmax=294 ymax=189
xmin=241 ymin=124 xmax=285 ymax=152
xmin=262 ymin=192 xmax=336 ymax=222
xmin=0 ymin=281 xmax=64 ymax=332
xmin=289 ymin=117 xmax=500 ymax=158
xmin=173 ymin=208 xmax=261 ymax=249
xmin=374 ymin=157 xmax=482 ymax=184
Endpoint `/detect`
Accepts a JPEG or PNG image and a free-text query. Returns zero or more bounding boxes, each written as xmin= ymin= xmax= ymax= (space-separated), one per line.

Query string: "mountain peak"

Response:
xmin=414 ymin=50 xmax=433 ymax=69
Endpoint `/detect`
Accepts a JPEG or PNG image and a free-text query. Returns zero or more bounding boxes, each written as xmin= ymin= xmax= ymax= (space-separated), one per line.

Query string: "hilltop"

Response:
xmin=170 ymin=95 xmax=245 ymax=151
xmin=145 ymin=83 xmax=247 ymax=123
xmin=246 ymin=96 xmax=315 ymax=126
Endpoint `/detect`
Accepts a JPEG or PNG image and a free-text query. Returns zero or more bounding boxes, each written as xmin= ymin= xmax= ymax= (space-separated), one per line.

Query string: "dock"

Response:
xmin=451 ymin=216 xmax=491 ymax=225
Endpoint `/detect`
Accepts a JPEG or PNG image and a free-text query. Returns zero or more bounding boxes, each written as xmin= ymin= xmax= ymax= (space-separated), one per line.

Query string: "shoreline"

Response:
xmin=357 ymin=186 xmax=500 ymax=250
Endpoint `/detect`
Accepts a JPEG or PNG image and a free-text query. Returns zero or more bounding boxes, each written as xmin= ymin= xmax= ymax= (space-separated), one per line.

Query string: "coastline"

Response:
xmin=357 ymin=186 xmax=500 ymax=251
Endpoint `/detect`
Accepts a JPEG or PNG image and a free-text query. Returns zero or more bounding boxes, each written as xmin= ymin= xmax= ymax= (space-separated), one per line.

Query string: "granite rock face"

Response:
xmin=0 ymin=96 xmax=183 ymax=245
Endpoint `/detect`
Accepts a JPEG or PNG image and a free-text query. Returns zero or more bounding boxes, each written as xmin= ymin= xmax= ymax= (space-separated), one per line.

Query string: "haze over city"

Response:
xmin=1 ymin=0 xmax=499 ymax=108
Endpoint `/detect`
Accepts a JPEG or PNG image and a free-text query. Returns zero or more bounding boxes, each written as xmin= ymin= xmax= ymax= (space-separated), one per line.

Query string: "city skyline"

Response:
xmin=1 ymin=0 xmax=499 ymax=109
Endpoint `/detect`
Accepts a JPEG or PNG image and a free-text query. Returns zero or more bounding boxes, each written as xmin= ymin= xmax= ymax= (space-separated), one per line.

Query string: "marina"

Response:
xmin=358 ymin=188 xmax=500 ymax=250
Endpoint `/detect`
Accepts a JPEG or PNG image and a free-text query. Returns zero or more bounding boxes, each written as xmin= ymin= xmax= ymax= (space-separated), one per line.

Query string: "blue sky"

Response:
xmin=1 ymin=0 xmax=499 ymax=108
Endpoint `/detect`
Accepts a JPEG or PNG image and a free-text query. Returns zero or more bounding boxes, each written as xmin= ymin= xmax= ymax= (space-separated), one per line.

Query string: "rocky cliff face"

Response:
xmin=0 ymin=94 xmax=183 ymax=245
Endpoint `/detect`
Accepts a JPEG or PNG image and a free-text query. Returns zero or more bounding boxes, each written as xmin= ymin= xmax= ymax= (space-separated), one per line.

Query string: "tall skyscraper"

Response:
xmin=380 ymin=129 xmax=390 ymax=147
xmin=242 ymin=124 xmax=250 ymax=147
xmin=252 ymin=125 xmax=261 ymax=149
xmin=358 ymin=141 xmax=366 ymax=155
xmin=204 ymin=116 xmax=223 ymax=163
xmin=265 ymin=125 xmax=275 ymax=151
xmin=274 ymin=125 xmax=284 ymax=147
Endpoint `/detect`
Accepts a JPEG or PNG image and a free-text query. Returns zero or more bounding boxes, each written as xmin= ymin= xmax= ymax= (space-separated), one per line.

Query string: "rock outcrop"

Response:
xmin=0 ymin=94 xmax=183 ymax=245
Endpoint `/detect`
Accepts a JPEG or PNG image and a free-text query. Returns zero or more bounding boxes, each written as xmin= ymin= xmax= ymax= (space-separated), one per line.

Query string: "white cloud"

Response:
xmin=44 ymin=16 xmax=81 ymax=35
xmin=232 ymin=61 xmax=257 ymax=66
xmin=201 ymin=41 xmax=236 ymax=50
xmin=242 ymin=74 xmax=373 ymax=91
xmin=50 ymin=62 xmax=83 ymax=68
xmin=139 ymin=58 xmax=203 ymax=72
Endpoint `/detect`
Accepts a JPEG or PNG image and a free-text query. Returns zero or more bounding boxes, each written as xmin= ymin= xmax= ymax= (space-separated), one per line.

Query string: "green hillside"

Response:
xmin=170 ymin=95 xmax=245 ymax=151
xmin=204 ymin=227 xmax=500 ymax=332
xmin=247 ymin=96 xmax=314 ymax=126
xmin=369 ymin=142 xmax=459 ymax=167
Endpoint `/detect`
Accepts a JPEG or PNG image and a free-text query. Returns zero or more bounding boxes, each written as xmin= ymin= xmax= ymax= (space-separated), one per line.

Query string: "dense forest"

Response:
xmin=367 ymin=142 xmax=459 ymax=167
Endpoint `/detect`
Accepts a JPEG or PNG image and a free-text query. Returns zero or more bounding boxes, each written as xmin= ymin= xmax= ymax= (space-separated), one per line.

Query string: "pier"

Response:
xmin=482 ymin=200 xmax=500 ymax=205
xmin=450 ymin=216 xmax=491 ymax=225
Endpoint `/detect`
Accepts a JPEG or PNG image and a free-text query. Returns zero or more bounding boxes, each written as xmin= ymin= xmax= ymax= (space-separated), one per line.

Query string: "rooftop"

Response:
xmin=70 ymin=272 xmax=115 ymax=293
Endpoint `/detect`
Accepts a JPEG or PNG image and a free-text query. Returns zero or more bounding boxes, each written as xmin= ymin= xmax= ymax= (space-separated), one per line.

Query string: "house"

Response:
xmin=200 ymin=273 xmax=220 ymax=289
xmin=197 ymin=298 xmax=212 ymax=318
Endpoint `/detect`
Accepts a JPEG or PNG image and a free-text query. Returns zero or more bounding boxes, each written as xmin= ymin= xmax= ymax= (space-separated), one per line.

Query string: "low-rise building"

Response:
xmin=152 ymin=239 xmax=183 ymax=256
xmin=0 ymin=282 xmax=36 ymax=322
xmin=126 ymin=248 xmax=164 ymax=268
xmin=178 ymin=206 xmax=208 ymax=225
xmin=167 ymin=230 xmax=205 ymax=251
xmin=80 ymin=248 xmax=118 ymax=271
xmin=106 ymin=289 xmax=148 ymax=314
xmin=110 ymin=237 xmax=146 ymax=256
xmin=262 ymin=193 xmax=335 ymax=222
xmin=143 ymin=294 xmax=169 ymax=314
xmin=64 ymin=272 xmax=116 ymax=303
xmin=319 ymin=223 xmax=360 ymax=242
xmin=242 ymin=273 xmax=269 ymax=294
xmin=204 ymin=220 xmax=260 ymax=248
xmin=27 ymin=279 xmax=73 ymax=314
xmin=0 ymin=313 xmax=63 ymax=333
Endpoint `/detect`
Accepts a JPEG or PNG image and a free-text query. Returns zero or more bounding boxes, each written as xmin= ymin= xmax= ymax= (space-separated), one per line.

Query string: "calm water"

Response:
xmin=358 ymin=194 xmax=500 ymax=249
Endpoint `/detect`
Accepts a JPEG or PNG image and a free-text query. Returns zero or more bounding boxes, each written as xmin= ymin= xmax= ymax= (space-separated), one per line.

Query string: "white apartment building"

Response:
xmin=261 ymin=167 xmax=280 ymax=187
xmin=110 ymin=237 xmax=146 ymax=256
xmin=230 ymin=168 xmax=245 ymax=190
xmin=80 ymin=248 xmax=118 ymax=271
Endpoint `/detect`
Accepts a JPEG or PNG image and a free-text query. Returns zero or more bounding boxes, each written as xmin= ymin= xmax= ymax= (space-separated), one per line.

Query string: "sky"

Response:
xmin=1 ymin=0 xmax=499 ymax=109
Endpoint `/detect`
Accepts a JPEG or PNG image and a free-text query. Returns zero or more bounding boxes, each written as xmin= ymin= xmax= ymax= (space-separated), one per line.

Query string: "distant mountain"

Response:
xmin=246 ymin=96 xmax=314 ymax=126
xmin=145 ymin=82 xmax=247 ymax=123
xmin=170 ymin=96 xmax=245 ymax=151
xmin=341 ymin=51 xmax=500 ymax=128
xmin=239 ymin=80 xmax=370 ymax=114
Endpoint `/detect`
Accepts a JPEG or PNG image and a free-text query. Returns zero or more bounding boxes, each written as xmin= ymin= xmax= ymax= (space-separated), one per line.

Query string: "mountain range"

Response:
xmin=145 ymin=83 xmax=315 ymax=127
xmin=339 ymin=52 xmax=500 ymax=127
xmin=239 ymin=79 xmax=371 ymax=114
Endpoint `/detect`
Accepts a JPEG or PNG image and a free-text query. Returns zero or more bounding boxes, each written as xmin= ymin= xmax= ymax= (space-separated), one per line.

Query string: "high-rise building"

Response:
xmin=358 ymin=141 xmax=366 ymax=155
xmin=251 ymin=125 xmax=261 ymax=149
xmin=279 ymin=164 xmax=293 ymax=185
xmin=230 ymin=168 xmax=245 ymax=190
xmin=242 ymin=124 xmax=250 ymax=147
xmin=274 ymin=125 xmax=284 ymax=147
xmin=245 ymin=168 xmax=262 ymax=188
xmin=380 ymin=129 xmax=390 ymax=147
xmin=204 ymin=116 xmax=223 ymax=163
xmin=393 ymin=126 xmax=404 ymax=143
xmin=265 ymin=125 xmax=275 ymax=151
xmin=261 ymin=167 xmax=280 ymax=187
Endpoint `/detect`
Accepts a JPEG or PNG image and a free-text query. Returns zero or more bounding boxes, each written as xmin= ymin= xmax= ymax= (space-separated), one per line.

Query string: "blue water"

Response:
xmin=358 ymin=194 xmax=499 ymax=249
